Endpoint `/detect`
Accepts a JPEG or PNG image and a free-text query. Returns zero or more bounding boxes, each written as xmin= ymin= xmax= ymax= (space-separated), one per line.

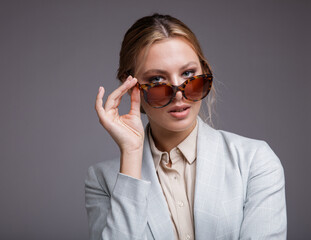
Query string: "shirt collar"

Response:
xmin=148 ymin=127 xmax=165 ymax=171
xmin=177 ymin=121 xmax=198 ymax=165
xmin=148 ymin=120 xmax=198 ymax=170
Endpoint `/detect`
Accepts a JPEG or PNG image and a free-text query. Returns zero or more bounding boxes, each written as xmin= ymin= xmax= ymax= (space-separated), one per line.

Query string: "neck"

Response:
xmin=149 ymin=120 xmax=197 ymax=152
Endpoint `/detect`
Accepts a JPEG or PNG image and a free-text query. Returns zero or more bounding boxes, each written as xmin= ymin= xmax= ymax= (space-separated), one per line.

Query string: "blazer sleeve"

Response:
xmin=85 ymin=165 xmax=151 ymax=240
xmin=239 ymin=141 xmax=287 ymax=239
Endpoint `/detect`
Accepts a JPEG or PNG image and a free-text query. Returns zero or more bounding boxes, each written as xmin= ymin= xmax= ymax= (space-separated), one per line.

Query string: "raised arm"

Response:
xmin=95 ymin=76 xmax=144 ymax=179
xmin=85 ymin=76 xmax=151 ymax=240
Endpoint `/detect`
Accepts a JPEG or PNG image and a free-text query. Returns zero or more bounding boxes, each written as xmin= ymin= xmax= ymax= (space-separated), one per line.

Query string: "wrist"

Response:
xmin=120 ymin=148 xmax=143 ymax=179
xmin=120 ymin=146 xmax=143 ymax=155
xmin=119 ymin=134 xmax=144 ymax=153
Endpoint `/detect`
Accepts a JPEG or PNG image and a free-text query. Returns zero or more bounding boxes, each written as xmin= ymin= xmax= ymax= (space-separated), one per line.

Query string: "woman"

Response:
xmin=85 ymin=14 xmax=287 ymax=240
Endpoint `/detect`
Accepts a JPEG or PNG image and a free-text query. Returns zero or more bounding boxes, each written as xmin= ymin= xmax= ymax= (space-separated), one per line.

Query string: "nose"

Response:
xmin=171 ymin=76 xmax=184 ymax=102
xmin=174 ymin=91 xmax=183 ymax=101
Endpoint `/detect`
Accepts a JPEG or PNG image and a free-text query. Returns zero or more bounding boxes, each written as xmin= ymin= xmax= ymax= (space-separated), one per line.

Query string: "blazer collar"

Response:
xmin=194 ymin=117 xmax=225 ymax=240
xmin=141 ymin=118 xmax=224 ymax=239
xmin=141 ymin=124 xmax=175 ymax=240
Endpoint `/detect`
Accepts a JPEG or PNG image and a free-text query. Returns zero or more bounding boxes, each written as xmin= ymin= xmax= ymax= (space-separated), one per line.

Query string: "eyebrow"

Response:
xmin=141 ymin=61 xmax=199 ymax=77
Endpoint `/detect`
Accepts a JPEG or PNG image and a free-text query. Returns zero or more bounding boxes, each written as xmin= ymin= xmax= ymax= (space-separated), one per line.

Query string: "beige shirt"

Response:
xmin=148 ymin=123 xmax=198 ymax=240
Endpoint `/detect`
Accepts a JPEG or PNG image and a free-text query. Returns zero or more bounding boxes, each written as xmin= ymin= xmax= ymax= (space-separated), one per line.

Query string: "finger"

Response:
xmin=129 ymin=82 xmax=141 ymax=116
xmin=95 ymin=86 xmax=106 ymax=120
xmin=104 ymin=76 xmax=137 ymax=111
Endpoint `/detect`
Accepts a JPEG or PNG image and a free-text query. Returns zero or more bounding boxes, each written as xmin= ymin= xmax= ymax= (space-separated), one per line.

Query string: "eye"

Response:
xmin=182 ymin=70 xmax=195 ymax=78
xmin=149 ymin=76 xmax=164 ymax=83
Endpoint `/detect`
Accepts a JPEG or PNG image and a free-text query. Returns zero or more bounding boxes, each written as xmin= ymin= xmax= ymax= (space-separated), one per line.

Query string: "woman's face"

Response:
xmin=136 ymin=37 xmax=203 ymax=135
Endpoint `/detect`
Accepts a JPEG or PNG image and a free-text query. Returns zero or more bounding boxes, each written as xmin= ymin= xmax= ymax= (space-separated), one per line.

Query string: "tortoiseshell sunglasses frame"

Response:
xmin=135 ymin=74 xmax=213 ymax=108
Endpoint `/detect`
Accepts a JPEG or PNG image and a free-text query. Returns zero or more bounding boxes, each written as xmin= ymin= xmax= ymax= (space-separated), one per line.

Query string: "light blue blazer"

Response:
xmin=85 ymin=117 xmax=287 ymax=239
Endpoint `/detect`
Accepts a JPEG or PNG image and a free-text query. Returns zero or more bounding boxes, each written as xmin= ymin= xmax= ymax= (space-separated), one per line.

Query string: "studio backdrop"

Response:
xmin=0 ymin=0 xmax=310 ymax=239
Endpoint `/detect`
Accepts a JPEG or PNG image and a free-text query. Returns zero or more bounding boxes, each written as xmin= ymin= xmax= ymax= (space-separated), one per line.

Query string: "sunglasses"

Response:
xmin=136 ymin=74 xmax=213 ymax=108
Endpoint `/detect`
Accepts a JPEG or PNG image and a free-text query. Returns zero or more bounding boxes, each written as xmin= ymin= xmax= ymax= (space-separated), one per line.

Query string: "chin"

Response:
xmin=168 ymin=118 xmax=196 ymax=132
xmin=150 ymin=115 xmax=197 ymax=134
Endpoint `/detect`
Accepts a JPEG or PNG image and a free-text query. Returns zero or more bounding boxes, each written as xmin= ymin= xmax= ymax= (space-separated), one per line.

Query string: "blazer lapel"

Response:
xmin=141 ymin=125 xmax=175 ymax=240
xmin=194 ymin=118 xmax=225 ymax=240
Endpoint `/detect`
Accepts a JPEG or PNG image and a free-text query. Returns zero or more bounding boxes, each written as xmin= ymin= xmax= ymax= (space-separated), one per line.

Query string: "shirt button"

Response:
xmin=185 ymin=234 xmax=191 ymax=240
xmin=177 ymin=201 xmax=184 ymax=207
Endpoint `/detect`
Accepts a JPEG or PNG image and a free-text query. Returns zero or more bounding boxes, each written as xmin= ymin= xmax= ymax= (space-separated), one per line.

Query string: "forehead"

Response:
xmin=137 ymin=37 xmax=200 ymax=73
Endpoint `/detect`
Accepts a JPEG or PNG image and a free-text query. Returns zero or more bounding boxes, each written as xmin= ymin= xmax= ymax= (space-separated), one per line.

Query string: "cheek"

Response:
xmin=141 ymin=98 xmax=167 ymax=123
xmin=140 ymin=97 xmax=154 ymax=116
xmin=141 ymin=99 xmax=157 ymax=116
xmin=188 ymin=100 xmax=202 ymax=119
xmin=193 ymin=101 xmax=202 ymax=111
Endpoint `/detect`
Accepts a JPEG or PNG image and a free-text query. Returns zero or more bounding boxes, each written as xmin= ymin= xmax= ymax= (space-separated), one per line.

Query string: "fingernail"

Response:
xmin=98 ymin=86 xmax=102 ymax=92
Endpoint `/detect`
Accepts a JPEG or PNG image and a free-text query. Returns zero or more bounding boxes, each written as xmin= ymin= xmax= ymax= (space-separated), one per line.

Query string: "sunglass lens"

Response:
xmin=146 ymin=85 xmax=173 ymax=107
xmin=184 ymin=76 xmax=211 ymax=101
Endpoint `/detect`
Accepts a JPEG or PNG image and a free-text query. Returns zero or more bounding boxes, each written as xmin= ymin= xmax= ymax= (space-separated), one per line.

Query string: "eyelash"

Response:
xmin=148 ymin=70 xmax=196 ymax=83
xmin=182 ymin=70 xmax=195 ymax=77
xmin=149 ymin=76 xmax=163 ymax=83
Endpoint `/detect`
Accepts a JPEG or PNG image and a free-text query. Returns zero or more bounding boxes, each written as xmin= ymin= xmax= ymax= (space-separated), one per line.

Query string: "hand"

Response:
xmin=95 ymin=76 xmax=144 ymax=153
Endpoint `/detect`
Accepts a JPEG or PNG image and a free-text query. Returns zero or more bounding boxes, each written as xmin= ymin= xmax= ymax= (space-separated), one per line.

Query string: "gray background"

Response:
xmin=0 ymin=0 xmax=310 ymax=239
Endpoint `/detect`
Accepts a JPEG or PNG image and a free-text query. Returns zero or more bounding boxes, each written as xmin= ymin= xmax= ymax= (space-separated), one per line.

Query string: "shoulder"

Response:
xmin=218 ymin=129 xmax=282 ymax=170
xmin=218 ymin=129 xmax=271 ymax=155
xmin=197 ymin=118 xmax=283 ymax=173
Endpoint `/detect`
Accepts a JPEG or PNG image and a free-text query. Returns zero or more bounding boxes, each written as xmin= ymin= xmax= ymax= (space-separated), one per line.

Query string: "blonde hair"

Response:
xmin=117 ymin=13 xmax=216 ymax=126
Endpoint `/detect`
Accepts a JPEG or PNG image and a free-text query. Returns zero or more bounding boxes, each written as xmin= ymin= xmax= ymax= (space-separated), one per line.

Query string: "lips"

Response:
xmin=168 ymin=105 xmax=191 ymax=119
xmin=169 ymin=105 xmax=190 ymax=113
